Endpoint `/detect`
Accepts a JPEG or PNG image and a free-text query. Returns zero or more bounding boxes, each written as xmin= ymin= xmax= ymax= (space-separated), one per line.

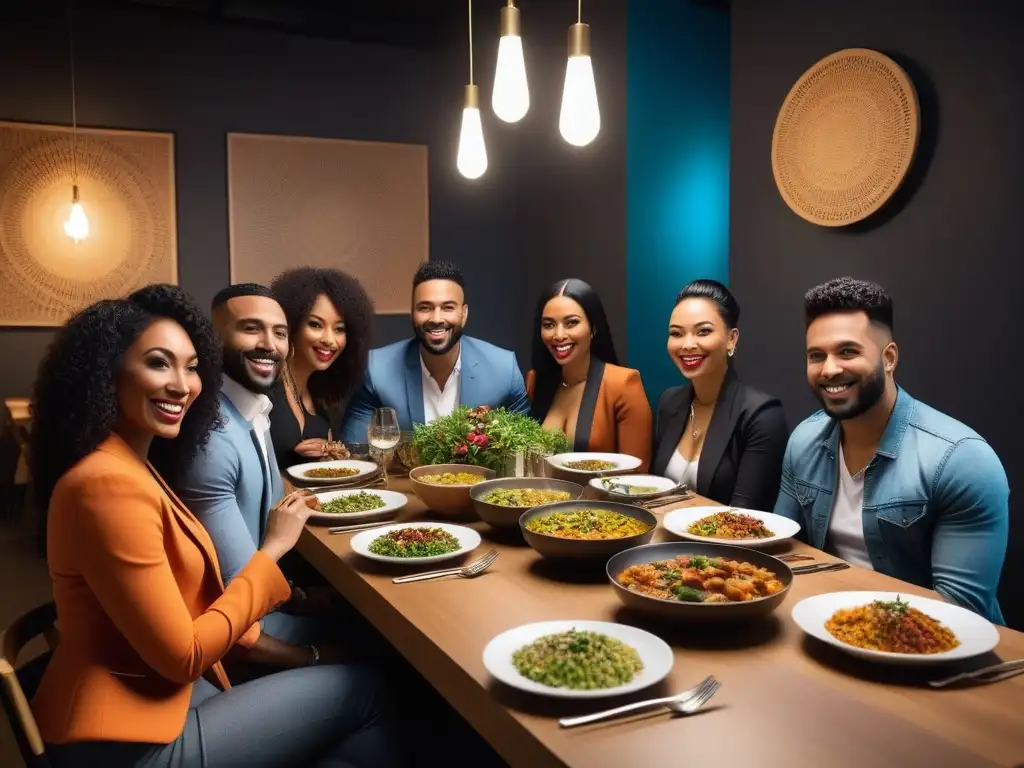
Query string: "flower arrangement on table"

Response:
xmin=411 ymin=405 xmax=570 ymax=473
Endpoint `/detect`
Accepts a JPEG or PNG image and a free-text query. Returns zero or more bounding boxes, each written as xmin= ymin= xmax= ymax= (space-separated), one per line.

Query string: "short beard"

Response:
xmin=816 ymin=361 xmax=886 ymax=421
xmin=222 ymin=346 xmax=281 ymax=394
xmin=414 ymin=321 xmax=463 ymax=356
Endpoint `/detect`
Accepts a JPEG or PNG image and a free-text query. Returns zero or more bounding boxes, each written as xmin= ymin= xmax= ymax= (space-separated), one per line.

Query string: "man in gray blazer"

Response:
xmin=174 ymin=283 xmax=341 ymax=669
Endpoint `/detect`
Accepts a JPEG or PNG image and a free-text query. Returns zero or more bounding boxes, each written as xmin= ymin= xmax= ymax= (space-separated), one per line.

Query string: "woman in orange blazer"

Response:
xmin=28 ymin=286 xmax=398 ymax=768
xmin=526 ymin=279 xmax=652 ymax=470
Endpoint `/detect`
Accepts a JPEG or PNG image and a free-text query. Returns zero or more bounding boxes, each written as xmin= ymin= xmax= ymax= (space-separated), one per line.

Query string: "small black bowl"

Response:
xmin=519 ymin=500 xmax=657 ymax=562
xmin=469 ymin=477 xmax=585 ymax=530
xmin=606 ymin=541 xmax=794 ymax=623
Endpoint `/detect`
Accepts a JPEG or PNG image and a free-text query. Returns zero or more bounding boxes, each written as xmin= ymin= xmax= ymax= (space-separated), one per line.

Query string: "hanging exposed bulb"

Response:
xmin=559 ymin=6 xmax=600 ymax=147
xmin=457 ymin=0 xmax=487 ymax=179
xmin=64 ymin=185 xmax=89 ymax=243
xmin=491 ymin=1 xmax=529 ymax=123
xmin=457 ymin=85 xmax=488 ymax=179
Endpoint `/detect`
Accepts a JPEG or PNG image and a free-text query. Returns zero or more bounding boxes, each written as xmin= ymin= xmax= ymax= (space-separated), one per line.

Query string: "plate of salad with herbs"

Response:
xmin=308 ymin=489 xmax=408 ymax=524
xmin=349 ymin=522 xmax=482 ymax=565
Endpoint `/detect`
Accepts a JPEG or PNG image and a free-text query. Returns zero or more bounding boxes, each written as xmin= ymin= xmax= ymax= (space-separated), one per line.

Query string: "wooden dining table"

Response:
xmin=294 ymin=478 xmax=1024 ymax=768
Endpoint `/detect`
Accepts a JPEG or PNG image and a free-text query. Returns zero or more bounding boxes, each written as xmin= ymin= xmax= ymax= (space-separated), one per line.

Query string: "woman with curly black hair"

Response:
xmin=269 ymin=266 xmax=374 ymax=467
xmin=29 ymin=286 xmax=398 ymax=768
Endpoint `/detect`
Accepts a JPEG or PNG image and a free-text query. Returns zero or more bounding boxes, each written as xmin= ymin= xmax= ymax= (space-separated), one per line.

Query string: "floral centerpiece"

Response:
xmin=412 ymin=405 xmax=569 ymax=474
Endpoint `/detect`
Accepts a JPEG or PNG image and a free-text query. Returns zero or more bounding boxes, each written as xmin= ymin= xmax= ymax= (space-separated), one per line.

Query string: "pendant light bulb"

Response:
xmin=491 ymin=2 xmax=529 ymax=123
xmin=559 ymin=23 xmax=600 ymax=147
xmin=457 ymin=84 xmax=488 ymax=179
xmin=64 ymin=184 xmax=90 ymax=243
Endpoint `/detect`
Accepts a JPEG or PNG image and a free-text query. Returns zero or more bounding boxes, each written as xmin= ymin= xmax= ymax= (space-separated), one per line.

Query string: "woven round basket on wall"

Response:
xmin=771 ymin=48 xmax=920 ymax=227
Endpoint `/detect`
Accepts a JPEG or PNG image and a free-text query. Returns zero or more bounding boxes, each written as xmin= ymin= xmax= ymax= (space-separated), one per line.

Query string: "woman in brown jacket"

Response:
xmin=526 ymin=279 xmax=652 ymax=470
xmin=28 ymin=286 xmax=398 ymax=768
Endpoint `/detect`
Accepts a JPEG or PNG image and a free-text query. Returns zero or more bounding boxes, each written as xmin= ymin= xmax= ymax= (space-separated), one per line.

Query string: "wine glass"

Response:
xmin=368 ymin=407 xmax=400 ymax=485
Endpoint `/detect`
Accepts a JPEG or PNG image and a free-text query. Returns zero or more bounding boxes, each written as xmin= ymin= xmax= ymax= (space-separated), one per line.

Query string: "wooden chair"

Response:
xmin=0 ymin=602 xmax=57 ymax=768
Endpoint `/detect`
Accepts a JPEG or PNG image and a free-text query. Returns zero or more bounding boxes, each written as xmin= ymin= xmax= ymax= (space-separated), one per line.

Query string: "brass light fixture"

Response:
xmin=491 ymin=0 xmax=529 ymax=123
xmin=558 ymin=0 xmax=600 ymax=147
xmin=456 ymin=0 xmax=487 ymax=179
xmin=63 ymin=0 xmax=89 ymax=242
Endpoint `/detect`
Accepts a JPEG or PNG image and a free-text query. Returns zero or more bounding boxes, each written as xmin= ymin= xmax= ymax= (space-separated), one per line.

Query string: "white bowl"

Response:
xmin=308 ymin=489 xmax=407 ymax=525
xmin=590 ymin=474 xmax=679 ymax=500
xmin=286 ymin=459 xmax=379 ymax=486
xmin=545 ymin=452 xmax=642 ymax=478
xmin=349 ymin=521 xmax=481 ymax=565
xmin=791 ymin=591 xmax=1000 ymax=665
xmin=663 ymin=505 xmax=801 ymax=549
xmin=483 ymin=619 xmax=674 ymax=699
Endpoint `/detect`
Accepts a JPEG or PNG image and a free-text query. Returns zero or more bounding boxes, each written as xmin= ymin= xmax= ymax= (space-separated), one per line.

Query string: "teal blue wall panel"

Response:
xmin=626 ymin=0 xmax=730 ymax=405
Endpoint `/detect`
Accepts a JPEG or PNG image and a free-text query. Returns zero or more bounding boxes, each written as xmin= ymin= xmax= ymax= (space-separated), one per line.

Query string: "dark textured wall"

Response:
xmin=729 ymin=0 xmax=1024 ymax=627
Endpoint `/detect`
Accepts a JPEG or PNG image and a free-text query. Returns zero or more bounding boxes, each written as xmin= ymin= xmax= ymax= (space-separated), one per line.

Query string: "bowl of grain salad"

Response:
xmin=408 ymin=463 xmax=497 ymax=519
xmin=469 ymin=477 xmax=585 ymax=530
xmin=519 ymin=500 xmax=657 ymax=562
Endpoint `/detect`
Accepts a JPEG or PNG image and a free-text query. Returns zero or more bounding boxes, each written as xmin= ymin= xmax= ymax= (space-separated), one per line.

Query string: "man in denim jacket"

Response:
xmin=774 ymin=278 xmax=1008 ymax=623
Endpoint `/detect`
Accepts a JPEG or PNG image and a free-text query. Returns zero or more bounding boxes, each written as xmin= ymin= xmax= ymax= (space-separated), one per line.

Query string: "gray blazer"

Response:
xmin=174 ymin=392 xmax=284 ymax=583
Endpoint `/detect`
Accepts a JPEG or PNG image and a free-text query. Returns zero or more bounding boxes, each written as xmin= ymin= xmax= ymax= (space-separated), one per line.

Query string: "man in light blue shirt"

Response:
xmin=774 ymin=277 xmax=1009 ymax=623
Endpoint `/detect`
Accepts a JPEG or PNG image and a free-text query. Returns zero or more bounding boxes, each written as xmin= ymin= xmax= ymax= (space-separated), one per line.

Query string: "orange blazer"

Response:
xmin=31 ymin=434 xmax=292 ymax=745
xmin=527 ymin=358 xmax=653 ymax=471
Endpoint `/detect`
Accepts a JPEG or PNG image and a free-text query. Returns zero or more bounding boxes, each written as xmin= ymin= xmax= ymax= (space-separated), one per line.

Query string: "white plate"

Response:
xmin=546 ymin=452 xmax=643 ymax=475
xmin=590 ymin=474 xmax=678 ymax=499
xmin=286 ymin=459 xmax=379 ymax=486
xmin=349 ymin=521 xmax=481 ymax=565
xmin=663 ymin=505 xmax=801 ymax=548
xmin=483 ymin=619 xmax=674 ymax=699
xmin=791 ymin=591 xmax=1000 ymax=665
xmin=308 ymin=489 xmax=407 ymax=524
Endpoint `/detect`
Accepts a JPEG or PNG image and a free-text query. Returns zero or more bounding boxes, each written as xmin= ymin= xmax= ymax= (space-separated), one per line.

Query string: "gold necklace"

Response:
xmin=688 ymin=399 xmax=717 ymax=440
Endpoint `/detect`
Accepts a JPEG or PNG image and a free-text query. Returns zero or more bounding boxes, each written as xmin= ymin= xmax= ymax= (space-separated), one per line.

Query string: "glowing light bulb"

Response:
xmin=559 ymin=24 xmax=600 ymax=147
xmin=491 ymin=4 xmax=529 ymax=123
xmin=457 ymin=85 xmax=488 ymax=179
xmin=63 ymin=185 xmax=90 ymax=243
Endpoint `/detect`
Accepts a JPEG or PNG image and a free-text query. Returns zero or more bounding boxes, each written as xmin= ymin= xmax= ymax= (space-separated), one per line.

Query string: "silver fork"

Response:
xmin=929 ymin=658 xmax=1024 ymax=688
xmin=392 ymin=550 xmax=499 ymax=584
xmin=558 ymin=675 xmax=720 ymax=728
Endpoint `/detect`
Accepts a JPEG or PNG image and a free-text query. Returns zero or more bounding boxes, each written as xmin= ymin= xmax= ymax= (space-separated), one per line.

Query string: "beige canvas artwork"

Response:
xmin=0 ymin=121 xmax=177 ymax=326
xmin=227 ymin=132 xmax=428 ymax=314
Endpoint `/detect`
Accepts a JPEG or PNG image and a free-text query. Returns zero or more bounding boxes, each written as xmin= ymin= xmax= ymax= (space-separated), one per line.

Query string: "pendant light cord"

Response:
xmin=467 ymin=0 xmax=474 ymax=85
xmin=578 ymin=0 xmax=582 ymax=23
xmin=67 ymin=0 xmax=78 ymax=184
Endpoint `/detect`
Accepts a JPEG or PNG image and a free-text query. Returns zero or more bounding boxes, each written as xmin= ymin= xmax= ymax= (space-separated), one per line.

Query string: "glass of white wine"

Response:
xmin=368 ymin=407 xmax=400 ymax=486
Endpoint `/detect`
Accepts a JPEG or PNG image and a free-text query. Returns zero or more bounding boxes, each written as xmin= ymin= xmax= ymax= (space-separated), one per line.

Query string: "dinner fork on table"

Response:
xmin=392 ymin=549 xmax=499 ymax=584
xmin=558 ymin=675 xmax=721 ymax=728
xmin=928 ymin=658 xmax=1024 ymax=688
xmin=791 ymin=562 xmax=850 ymax=575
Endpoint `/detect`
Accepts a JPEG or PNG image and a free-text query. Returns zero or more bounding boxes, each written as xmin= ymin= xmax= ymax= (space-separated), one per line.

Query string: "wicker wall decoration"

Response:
xmin=771 ymin=48 xmax=919 ymax=227
xmin=0 ymin=121 xmax=177 ymax=326
xmin=227 ymin=133 xmax=429 ymax=313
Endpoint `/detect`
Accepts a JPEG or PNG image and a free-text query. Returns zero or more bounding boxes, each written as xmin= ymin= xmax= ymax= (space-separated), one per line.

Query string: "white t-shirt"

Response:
xmin=665 ymin=451 xmax=700 ymax=489
xmin=828 ymin=445 xmax=873 ymax=568
xmin=420 ymin=350 xmax=462 ymax=423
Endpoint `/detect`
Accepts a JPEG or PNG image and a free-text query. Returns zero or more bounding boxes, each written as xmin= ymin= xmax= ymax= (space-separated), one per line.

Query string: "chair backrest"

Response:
xmin=0 ymin=602 xmax=58 ymax=768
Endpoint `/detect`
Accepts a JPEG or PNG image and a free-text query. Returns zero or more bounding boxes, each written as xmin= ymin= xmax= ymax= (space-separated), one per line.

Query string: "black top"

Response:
xmin=651 ymin=367 xmax=789 ymax=511
xmin=529 ymin=356 xmax=607 ymax=452
xmin=268 ymin=380 xmax=332 ymax=470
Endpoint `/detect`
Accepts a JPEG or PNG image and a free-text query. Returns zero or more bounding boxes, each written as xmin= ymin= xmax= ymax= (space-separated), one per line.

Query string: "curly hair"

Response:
xmin=413 ymin=260 xmax=464 ymax=289
xmin=29 ymin=286 xmax=222 ymax=510
xmin=804 ymin=277 xmax=894 ymax=332
xmin=269 ymin=267 xmax=375 ymax=414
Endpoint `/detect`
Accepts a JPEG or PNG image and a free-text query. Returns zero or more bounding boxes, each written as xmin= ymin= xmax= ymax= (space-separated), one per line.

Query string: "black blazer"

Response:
xmin=651 ymin=367 xmax=789 ymax=511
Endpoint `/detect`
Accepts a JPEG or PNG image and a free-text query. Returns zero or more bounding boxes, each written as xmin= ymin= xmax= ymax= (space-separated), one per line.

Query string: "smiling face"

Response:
xmin=116 ymin=318 xmax=202 ymax=443
xmin=296 ymin=292 xmax=346 ymax=372
xmin=412 ymin=279 xmax=468 ymax=355
xmin=667 ymin=297 xmax=737 ymax=381
xmin=805 ymin=310 xmax=898 ymax=420
xmin=217 ymin=295 xmax=290 ymax=393
xmin=540 ymin=295 xmax=592 ymax=367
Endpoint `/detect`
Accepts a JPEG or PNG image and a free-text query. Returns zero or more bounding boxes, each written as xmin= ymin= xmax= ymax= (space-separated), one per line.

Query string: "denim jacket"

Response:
xmin=774 ymin=387 xmax=1009 ymax=624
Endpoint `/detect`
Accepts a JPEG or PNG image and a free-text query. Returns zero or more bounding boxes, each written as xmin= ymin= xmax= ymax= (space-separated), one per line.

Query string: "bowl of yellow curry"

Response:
xmin=409 ymin=464 xmax=497 ymax=520
xmin=519 ymin=500 xmax=657 ymax=562
xmin=470 ymin=477 xmax=585 ymax=530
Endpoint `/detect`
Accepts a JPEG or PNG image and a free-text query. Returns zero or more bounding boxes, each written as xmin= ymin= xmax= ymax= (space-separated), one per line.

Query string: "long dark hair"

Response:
xmin=29 ymin=286 xmax=222 ymax=509
xmin=530 ymin=279 xmax=618 ymax=419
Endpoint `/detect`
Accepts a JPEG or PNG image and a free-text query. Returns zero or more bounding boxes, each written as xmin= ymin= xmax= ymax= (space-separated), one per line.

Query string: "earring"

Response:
xmin=728 ymin=348 xmax=735 ymax=358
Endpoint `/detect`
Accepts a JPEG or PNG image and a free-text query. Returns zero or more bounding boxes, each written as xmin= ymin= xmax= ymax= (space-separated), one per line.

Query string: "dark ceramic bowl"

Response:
xmin=606 ymin=542 xmax=794 ymax=623
xmin=469 ymin=477 xmax=585 ymax=530
xmin=519 ymin=500 xmax=657 ymax=562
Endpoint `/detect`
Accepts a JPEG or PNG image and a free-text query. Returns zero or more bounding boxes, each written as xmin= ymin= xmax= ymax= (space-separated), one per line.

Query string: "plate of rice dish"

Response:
xmin=791 ymin=591 xmax=1000 ymax=664
xmin=482 ymin=620 xmax=674 ymax=699
xmin=349 ymin=522 xmax=481 ymax=565
xmin=663 ymin=506 xmax=801 ymax=549
xmin=307 ymin=489 xmax=408 ymax=524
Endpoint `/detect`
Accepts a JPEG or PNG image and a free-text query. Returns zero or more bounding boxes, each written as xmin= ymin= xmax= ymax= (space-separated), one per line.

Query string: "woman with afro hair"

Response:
xmin=28 ymin=284 xmax=398 ymax=767
xmin=269 ymin=266 xmax=374 ymax=467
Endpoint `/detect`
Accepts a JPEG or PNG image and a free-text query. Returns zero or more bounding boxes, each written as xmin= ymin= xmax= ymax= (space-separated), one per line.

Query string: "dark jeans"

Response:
xmin=46 ymin=665 xmax=400 ymax=768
